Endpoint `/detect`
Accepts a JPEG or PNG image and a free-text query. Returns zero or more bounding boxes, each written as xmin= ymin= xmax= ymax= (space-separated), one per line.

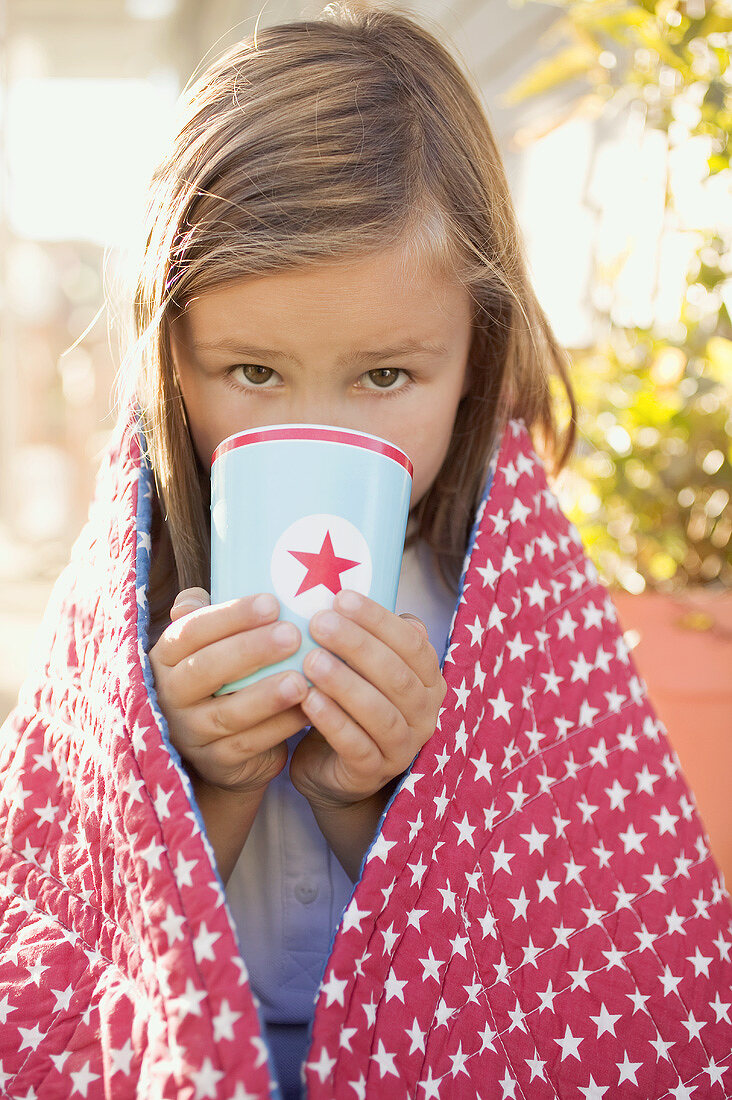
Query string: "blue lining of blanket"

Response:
xmin=133 ymin=413 xmax=285 ymax=1100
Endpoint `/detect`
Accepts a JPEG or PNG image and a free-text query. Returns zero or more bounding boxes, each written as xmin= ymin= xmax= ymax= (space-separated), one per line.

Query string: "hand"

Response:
xmin=289 ymin=590 xmax=447 ymax=809
xmin=148 ymin=588 xmax=310 ymax=794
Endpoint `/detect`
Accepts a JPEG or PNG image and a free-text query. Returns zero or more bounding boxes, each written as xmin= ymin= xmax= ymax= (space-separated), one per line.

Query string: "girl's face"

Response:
xmin=170 ymin=242 xmax=473 ymax=512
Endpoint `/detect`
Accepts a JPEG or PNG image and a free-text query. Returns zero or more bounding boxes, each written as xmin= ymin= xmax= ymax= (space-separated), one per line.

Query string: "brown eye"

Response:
xmin=368 ymin=368 xmax=400 ymax=388
xmin=242 ymin=365 xmax=274 ymax=384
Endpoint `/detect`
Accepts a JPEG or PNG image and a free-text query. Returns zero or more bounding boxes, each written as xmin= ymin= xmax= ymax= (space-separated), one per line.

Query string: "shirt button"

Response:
xmin=294 ymin=880 xmax=319 ymax=905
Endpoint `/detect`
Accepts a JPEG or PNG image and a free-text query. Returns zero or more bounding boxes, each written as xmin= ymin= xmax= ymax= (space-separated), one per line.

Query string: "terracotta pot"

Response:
xmin=610 ymin=587 xmax=732 ymax=887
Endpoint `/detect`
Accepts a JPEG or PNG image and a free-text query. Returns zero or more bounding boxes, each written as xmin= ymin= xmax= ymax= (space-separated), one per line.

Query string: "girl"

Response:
xmin=1 ymin=4 xmax=730 ymax=1099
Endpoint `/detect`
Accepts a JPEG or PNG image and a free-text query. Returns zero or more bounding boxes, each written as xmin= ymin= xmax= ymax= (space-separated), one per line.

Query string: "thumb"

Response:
xmin=170 ymin=587 xmax=211 ymax=620
xmin=400 ymin=613 xmax=429 ymax=639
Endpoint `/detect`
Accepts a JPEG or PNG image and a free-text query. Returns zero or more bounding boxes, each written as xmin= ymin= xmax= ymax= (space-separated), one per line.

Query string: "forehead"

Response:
xmin=172 ymin=245 xmax=469 ymax=346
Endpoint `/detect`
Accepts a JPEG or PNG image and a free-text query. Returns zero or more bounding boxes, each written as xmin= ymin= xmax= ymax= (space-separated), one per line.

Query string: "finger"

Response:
xmin=170 ymin=588 xmax=211 ymax=621
xmin=166 ymin=617 xmax=303 ymax=706
xmin=302 ymin=647 xmax=408 ymax=768
xmin=331 ymin=591 xmax=442 ymax=689
xmin=184 ymin=701 xmax=308 ymax=780
xmin=299 ymin=683 xmax=385 ymax=786
xmin=192 ymin=669 xmax=310 ymax=754
xmin=308 ymin=609 xmax=431 ymax=729
xmin=158 ymin=592 xmax=281 ymax=667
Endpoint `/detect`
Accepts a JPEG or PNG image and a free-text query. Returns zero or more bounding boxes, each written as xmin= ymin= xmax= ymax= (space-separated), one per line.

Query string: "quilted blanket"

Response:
xmin=1 ymin=398 xmax=731 ymax=1100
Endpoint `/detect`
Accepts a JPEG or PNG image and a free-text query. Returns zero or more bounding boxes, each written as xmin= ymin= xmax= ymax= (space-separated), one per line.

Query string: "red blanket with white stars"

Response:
xmin=1 ymin=399 xmax=731 ymax=1099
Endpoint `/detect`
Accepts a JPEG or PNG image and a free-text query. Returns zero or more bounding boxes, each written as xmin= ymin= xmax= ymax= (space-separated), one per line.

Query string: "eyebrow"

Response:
xmin=191 ymin=337 xmax=449 ymax=365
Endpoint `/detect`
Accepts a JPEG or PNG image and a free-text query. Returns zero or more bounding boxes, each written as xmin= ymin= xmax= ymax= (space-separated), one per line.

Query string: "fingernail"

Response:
xmin=280 ymin=675 xmax=302 ymax=702
xmin=173 ymin=598 xmax=204 ymax=612
xmin=274 ymin=622 xmax=299 ymax=646
xmin=310 ymin=648 xmax=334 ymax=673
xmin=313 ymin=611 xmax=339 ymax=635
xmin=253 ymin=593 xmax=278 ymax=617
xmin=337 ymin=590 xmax=362 ymax=612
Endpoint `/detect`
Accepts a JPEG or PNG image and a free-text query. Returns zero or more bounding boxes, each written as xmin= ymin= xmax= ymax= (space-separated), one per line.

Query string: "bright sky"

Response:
xmin=7 ymin=75 xmax=179 ymax=247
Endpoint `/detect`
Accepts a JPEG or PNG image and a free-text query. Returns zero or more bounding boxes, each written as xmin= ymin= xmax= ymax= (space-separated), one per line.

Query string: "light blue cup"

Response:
xmin=210 ymin=423 xmax=413 ymax=695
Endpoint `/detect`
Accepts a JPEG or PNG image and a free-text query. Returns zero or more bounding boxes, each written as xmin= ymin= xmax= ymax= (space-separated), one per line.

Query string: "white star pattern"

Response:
xmin=0 ymin=408 xmax=729 ymax=1099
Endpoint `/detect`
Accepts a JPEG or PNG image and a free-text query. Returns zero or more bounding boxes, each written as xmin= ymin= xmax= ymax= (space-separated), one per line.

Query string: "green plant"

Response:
xmin=504 ymin=0 xmax=732 ymax=590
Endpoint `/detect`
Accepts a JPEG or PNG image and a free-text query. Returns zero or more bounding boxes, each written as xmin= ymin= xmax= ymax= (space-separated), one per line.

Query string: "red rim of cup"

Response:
xmin=211 ymin=424 xmax=413 ymax=479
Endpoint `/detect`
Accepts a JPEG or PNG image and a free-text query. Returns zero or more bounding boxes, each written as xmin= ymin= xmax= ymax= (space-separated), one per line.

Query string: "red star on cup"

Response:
xmin=288 ymin=529 xmax=361 ymax=597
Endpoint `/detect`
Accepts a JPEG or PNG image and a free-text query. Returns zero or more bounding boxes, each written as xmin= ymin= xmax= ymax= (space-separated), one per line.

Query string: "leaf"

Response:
xmin=705 ymin=337 xmax=732 ymax=389
xmin=501 ymin=44 xmax=596 ymax=105
xmin=575 ymin=8 xmax=654 ymax=40
xmin=712 ymin=46 xmax=730 ymax=76
xmin=648 ymin=551 xmax=678 ymax=581
xmin=627 ymin=390 xmax=683 ymax=428
xmin=700 ymin=13 xmax=732 ymax=35
xmin=633 ymin=24 xmax=695 ymax=78
xmin=708 ymin=152 xmax=730 ymax=175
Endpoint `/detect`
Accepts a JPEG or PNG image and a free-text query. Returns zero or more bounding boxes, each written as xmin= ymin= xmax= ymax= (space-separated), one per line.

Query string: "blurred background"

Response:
xmin=1 ymin=0 xmax=730 ymax=876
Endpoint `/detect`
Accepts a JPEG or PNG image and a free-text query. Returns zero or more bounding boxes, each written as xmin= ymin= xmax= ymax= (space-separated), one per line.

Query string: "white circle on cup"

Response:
xmin=212 ymin=498 xmax=227 ymax=539
xmin=270 ymin=513 xmax=372 ymax=618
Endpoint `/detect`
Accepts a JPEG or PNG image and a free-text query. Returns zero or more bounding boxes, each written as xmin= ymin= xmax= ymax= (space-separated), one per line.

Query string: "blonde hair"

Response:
xmin=114 ymin=1 xmax=577 ymax=633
